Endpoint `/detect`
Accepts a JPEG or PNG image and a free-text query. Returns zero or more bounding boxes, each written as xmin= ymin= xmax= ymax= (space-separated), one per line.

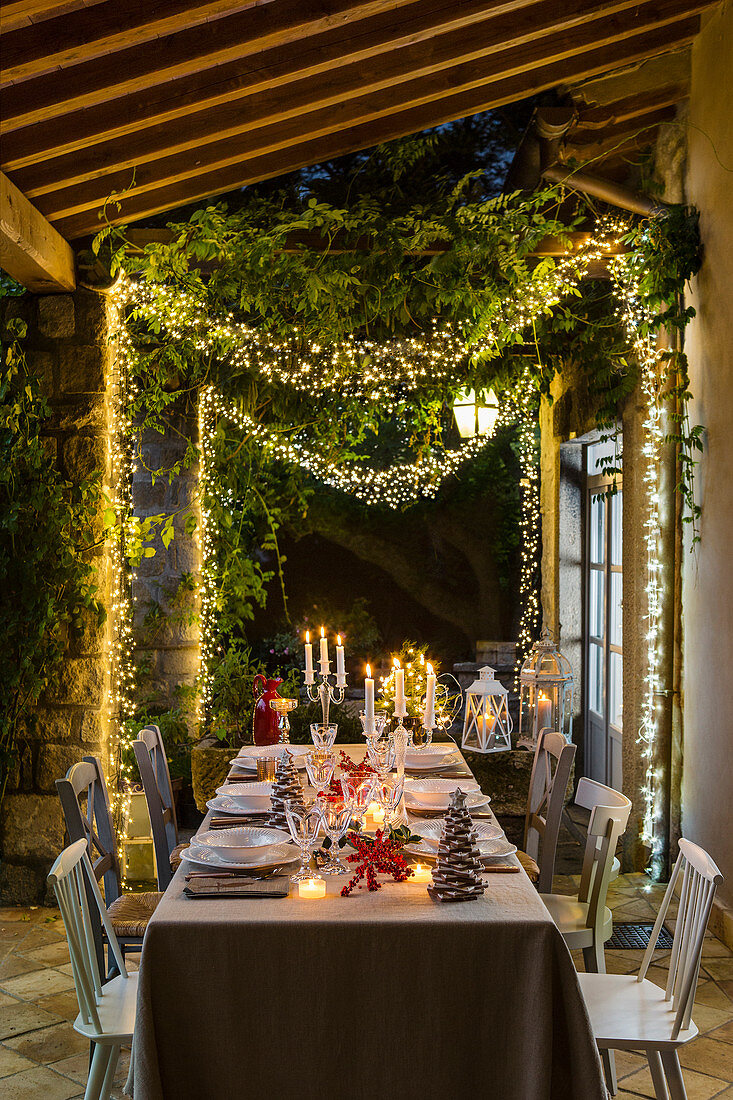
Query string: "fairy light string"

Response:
xmin=108 ymin=213 xmax=668 ymax=876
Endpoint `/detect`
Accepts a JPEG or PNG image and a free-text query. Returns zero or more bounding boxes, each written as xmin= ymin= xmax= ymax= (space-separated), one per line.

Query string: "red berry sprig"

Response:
xmin=340 ymin=829 xmax=414 ymax=896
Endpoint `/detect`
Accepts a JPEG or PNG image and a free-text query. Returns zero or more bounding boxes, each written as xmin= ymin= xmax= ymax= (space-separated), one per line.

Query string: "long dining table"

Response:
xmin=130 ymin=744 xmax=606 ymax=1100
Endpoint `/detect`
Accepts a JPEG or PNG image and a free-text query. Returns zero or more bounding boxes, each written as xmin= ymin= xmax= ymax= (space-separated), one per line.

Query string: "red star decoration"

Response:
xmin=340 ymin=829 xmax=414 ymax=896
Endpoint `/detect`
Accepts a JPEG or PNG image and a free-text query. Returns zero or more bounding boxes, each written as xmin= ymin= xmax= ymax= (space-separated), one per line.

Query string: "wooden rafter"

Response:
xmin=0 ymin=172 xmax=75 ymax=292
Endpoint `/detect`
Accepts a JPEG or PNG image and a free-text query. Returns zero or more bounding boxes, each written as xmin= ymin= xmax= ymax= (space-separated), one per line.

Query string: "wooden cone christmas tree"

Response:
xmin=267 ymin=748 xmax=305 ymax=829
xmin=428 ymin=788 xmax=486 ymax=902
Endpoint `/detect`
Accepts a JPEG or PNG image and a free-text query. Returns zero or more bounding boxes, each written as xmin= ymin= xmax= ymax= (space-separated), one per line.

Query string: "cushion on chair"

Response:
xmin=170 ymin=842 xmax=190 ymax=872
xmin=516 ymin=850 xmax=540 ymax=882
xmin=107 ymin=891 xmax=163 ymax=939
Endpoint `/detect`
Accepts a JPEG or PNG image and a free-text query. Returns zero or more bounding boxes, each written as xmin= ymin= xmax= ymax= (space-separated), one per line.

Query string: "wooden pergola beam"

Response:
xmin=0 ymin=172 xmax=75 ymax=292
xmin=50 ymin=13 xmax=701 ymax=237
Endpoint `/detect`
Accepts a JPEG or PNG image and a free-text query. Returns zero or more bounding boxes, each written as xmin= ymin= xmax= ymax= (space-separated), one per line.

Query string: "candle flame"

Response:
xmin=427 ymin=662 xmax=434 ymax=674
xmin=393 ymin=657 xmax=400 ymax=669
xmin=366 ymin=663 xmax=372 ymax=678
xmin=539 ymin=691 xmax=549 ymax=701
xmin=337 ymin=634 xmax=342 ymax=646
xmin=320 ymin=625 xmax=325 ymax=638
xmin=305 ymin=630 xmax=310 ymax=643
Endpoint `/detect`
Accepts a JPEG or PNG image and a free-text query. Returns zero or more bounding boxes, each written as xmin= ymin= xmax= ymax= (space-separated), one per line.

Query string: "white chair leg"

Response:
xmin=582 ymin=938 xmax=606 ymax=974
xmin=100 ymin=1044 xmax=120 ymax=1100
xmin=647 ymin=1050 xmax=670 ymax=1099
xmin=660 ymin=1051 xmax=688 ymax=1100
xmin=85 ymin=1043 xmax=113 ymax=1100
xmin=600 ymin=1047 xmax=618 ymax=1095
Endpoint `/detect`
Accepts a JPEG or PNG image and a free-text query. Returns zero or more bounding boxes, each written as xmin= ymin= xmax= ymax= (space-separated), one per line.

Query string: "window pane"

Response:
xmin=610 ymin=572 xmax=622 ymax=647
xmin=611 ymin=491 xmax=623 ymax=567
xmin=590 ymin=568 xmax=605 ymax=639
xmin=609 ymin=652 xmax=622 ymax=729
xmin=589 ymin=643 xmax=604 ymax=716
xmin=590 ymin=495 xmax=605 ymax=564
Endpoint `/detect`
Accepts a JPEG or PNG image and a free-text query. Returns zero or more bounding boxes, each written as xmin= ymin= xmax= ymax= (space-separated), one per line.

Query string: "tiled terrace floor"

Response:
xmin=0 ymin=873 xmax=731 ymax=1099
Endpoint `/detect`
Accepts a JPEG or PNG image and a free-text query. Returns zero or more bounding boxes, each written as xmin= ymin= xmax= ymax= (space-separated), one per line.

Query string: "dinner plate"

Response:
xmin=404 ymin=777 xmax=482 ymax=809
xmin=405 ymin=754 xmax=460 ymax=773
xmin=195 ymin=826 xmax=291 ymax=863
xmin=413 ymin=818 xmax=503 ymax=849
xmin=182 ymin=840 xmax=298 ymax=872
xmin=230 ymin=745 xmax=309 ymax=770
xmin=206 ymin=794 xmax=269 ymax=816
xmin=405 ymin=791 xmax=489 ymax=814
xmin=404 ymin=743 xmax=459 ymax=765
xmin=403 ymin=837 xmax=518 ymax=863
xmin=215 ymin=781 xmax=275 ymax=810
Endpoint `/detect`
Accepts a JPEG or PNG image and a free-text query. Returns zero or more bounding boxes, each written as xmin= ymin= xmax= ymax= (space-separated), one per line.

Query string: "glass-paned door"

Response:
xmin=584 ymin=442 xmax=623 ymax=790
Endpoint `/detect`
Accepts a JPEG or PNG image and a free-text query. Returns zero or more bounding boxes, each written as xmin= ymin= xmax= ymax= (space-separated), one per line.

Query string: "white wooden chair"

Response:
xmin=580 ymin=839 xmax=723 ymax=1100
xmin=133 ymin=725 xmax=189 ymax=889
xmin=518 ymin=729 xmax=576 ymax=892
xmin=48 ymin=839 xmax=138 ymax=1100
xmin=540 ymin=777 xmax=631 ymax=972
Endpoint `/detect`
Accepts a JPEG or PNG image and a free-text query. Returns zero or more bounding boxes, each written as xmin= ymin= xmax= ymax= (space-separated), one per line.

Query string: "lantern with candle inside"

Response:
xmin=461 ymin=666 xmax=513 ymax=754
xmin=517 ymin=629 xmax=575 ymax=749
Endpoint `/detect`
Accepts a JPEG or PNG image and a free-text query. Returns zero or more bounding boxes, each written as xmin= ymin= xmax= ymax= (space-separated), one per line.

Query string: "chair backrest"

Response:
xmin=48 ymin=839 xmax=128 ymax=1038
xmin=638 ymin=838 xmax=723 ymax=1039
xmin=523 ymin=729 xmax=576 ymax=892
xmin=575 ymin=777 xmax=632 ymax=940
xmin=133 ymin=724 xmax=178 ymax=890
xmin=56 ymin=756 xmax=121 ymax=906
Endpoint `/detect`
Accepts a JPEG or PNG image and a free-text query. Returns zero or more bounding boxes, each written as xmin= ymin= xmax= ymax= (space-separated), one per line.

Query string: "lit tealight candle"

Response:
xmin=410 ymin=863 xmax=432 ymax=883
xmin=298 ymin=878 xmax=326 ymax=899
xmin=370 ymin=802 xmax=385 ymax=825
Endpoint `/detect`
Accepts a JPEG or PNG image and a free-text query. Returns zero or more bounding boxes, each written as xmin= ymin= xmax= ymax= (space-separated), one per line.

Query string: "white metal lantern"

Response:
xmin=517 ymin=629 xmax=574 ymax=749
xmin=461 ymin=666 xmax=513 ymax=753
xmin=452 ymin=388 xmax=500 ymax=439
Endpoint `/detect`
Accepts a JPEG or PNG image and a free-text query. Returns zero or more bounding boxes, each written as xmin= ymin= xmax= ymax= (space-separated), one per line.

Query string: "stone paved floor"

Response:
xmin=0 ymin=873 xmax=731 ymax=1098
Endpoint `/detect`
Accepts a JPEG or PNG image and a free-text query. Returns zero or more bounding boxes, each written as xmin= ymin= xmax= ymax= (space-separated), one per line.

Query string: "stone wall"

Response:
xmin=0 ymin=289 xmax=112 ymax=905
xmin=131 ymin=400 xmax=200 ymax=721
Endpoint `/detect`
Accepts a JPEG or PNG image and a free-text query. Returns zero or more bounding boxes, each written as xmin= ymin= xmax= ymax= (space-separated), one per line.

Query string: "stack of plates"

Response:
xmin=405 ymin=744 xmax=460 ymax=772
xmin=230 ymin=744 xmax=310 ymax=772
xmin=182 ymin=827 xmax=298 ymax=873
xmin=404 ymin=819 xmax=517 ymax=864
xmin=214 ymin=781 xmax=275 ymax=813
xmin=404 ymin=777 xmax=488 ymax=813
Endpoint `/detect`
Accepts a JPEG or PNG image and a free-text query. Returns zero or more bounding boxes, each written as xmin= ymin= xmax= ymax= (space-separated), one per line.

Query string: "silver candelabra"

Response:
xmin=304 ymin=671 xmax=347 ymax=724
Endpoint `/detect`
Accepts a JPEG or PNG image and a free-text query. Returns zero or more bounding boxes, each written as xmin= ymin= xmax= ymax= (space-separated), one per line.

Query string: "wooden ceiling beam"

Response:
xmin=0 ymin=1 xmax=99 ymax=35
xmin=12 ymin=0 xmax=677 ymax=193
xmin=569 ymin=104 xmax=678 ymax=148
xmin=0 ymin=0 xmax=428 ymax=128
xmin=2 ymin=0 xmax=598 ymax=169
xmin=52 ymin=15 xmax=700 ymax=238
xmin=0 ymin=172 xmax=75 ymax=292
xmin=572 ymin=83 xmax=687 ymax=129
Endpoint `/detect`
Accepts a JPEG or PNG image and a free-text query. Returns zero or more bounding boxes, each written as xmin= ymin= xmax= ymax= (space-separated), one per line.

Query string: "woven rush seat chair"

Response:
xmin=516 ymin=729 xmax=576 ymax=889
xmin=133 ymin=724 xmax=189 ymax=889
xmin=57 ymin=756 xmax=162 ymax=967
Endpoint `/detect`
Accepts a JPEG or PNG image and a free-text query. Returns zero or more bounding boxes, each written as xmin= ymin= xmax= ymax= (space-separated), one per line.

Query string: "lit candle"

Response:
xmin=394 ymin=659 xmax=407 ymax=717
xmin=410 ymin=863 xmax=432 ymax=883
xmin=304 ymin=631 xmax=315 ymax=685
xmin=336 ymin=634 xmax=346 ymax=686
xmin=319 ymin=626 xmax=330 ymax=675
xmin=423 ymin=662 xmax=436 ymax=729
xmin=365 ymin=663 xmax=375 ymax=734
xmin=371 ymin=802 xmax=385 ymax=826
xmin=536 ymin=691 xmax=552 ymax=734
xmin=298 ymin=878 xmax=326 ymax=899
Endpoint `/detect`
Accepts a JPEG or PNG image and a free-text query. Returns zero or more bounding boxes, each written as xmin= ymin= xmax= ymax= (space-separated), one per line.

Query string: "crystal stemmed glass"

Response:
xmin=284 ymin=803 xmax=323 ymax=883
xmin=375 ymin=775 xmax=405 ymax=832
xmin=317 ymin=798 xmax=352 ymax=875
xmin=359 ymin=712 xmax=388 ymax=741
xmin=304 ymin=749 xmax=336 ymax=797
xmin=310 ymin=723 xmax=338 ymax=752
xmin=340 ymin=773 xmax=377 ymax=829
xmin=366 ymin=733 xmax=396 ymax=782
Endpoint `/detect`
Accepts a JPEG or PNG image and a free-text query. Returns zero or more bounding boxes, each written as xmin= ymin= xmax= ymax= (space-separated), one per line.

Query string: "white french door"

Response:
xmin=584 ymin=443 xmax=623 ymax=790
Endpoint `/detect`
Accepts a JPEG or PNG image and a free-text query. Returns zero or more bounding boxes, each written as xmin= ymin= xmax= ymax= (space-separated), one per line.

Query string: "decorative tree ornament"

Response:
xmin=428 ymin=789 xmax=486 ymax=902
xmin=267 ymin=749 xmax=305 ymax=829
xmin=460 ymin=666 xmax=512 ymax=754
xmin=517 ymin=628 xmax=575 ymax=750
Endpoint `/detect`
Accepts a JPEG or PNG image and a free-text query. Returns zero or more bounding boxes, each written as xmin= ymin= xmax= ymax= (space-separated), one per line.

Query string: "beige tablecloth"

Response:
xmin=131 ymin=747 xmax=605 ymax=1100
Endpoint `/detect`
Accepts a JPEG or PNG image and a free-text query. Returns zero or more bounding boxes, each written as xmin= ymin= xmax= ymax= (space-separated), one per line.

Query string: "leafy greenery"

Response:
xmin=0 ymin=319 xmax=105 ymax=804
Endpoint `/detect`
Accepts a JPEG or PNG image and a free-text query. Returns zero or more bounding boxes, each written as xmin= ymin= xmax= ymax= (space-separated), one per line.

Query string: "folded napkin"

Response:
xmin=184 ymin=874 xmax=290 ymax=899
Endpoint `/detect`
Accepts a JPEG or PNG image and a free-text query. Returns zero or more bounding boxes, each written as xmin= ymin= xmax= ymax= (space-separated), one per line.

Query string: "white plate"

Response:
xmin=405 ymin=743 xmax=459 ymax=764
xmin=195 ymin=826 xmax=291 ymax=864
xmin=413 ymin=819 xmax=503 ymax=849
xmin=405 ymin=790 xmax=489 ymax=813
xmin=230 ymin=745 xmax=309 ymax=770
xmin=206 ymin=794 xmax=269 ymax=816
xmin=215 ymin=781 xmax=275 ymax=810
xmin=182 ymin=840 xmax=297 ymax=872
xmin=403 ymin=837 xmax=517 ymax=863
xmin=404 ymin=777 xmax=481 ymax=808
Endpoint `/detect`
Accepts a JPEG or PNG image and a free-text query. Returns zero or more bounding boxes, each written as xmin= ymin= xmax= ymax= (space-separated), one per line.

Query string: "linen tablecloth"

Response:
xmin=131 ymin=747 xmax=605 ymax=1100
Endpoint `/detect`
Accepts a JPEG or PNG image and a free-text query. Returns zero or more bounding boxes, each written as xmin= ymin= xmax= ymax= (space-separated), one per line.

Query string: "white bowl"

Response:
xmin=194 ymin=826 xmax=291 ymax=864
xmin=404 ymin=778 xmax=481 ymax=809
xmin=215 ymin=781 xmax=275 ymax=811
xmin=231 ymin=744 xmax=309 ymax=771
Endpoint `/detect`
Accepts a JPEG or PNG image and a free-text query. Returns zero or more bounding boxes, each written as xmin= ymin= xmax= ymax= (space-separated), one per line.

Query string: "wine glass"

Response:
xmin=304 ymin=749 xmax=335 ymax=797
xmin=318 ymin=798 xmax=352 ymax=875
xmin=285 ymin=803 xmax=322 ymax=883
xmin=310 ymin=723 xmax=338 ymax=752
xmin=375 ymin=775 xmax=405 ymax=832
xmin=340 ymin=773 xmax=377 ymax=828
xmin=366 ymin=733 xmax=396 ymax=782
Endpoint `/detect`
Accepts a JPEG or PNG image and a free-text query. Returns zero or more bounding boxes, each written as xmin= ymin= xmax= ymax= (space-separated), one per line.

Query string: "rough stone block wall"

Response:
xmin=131 ymin=401 xmax=200 ymax=721
xmin=0 ymin=290 xmax=111 ymax=905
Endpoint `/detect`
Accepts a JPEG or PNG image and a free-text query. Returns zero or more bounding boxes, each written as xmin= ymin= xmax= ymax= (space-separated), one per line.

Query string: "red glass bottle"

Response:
xmin=252 ymin=674 xmax=283 ymax=745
